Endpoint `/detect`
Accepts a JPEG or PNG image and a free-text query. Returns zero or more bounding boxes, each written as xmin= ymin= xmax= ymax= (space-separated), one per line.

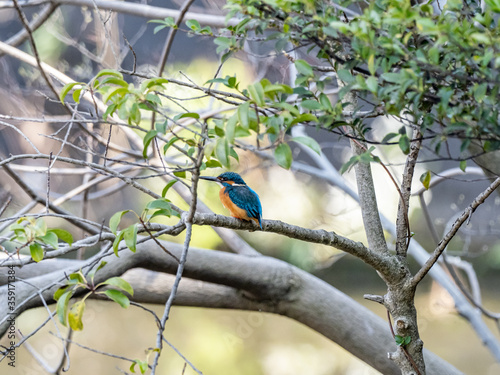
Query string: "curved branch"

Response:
xmin=0 ymin=240 xmax=462 ymax=375
xmin=194 ymin=212 xmax=389 ymax=258
xmin=412 ymin=176 xmax=500 ymax=286
xmin=0 ymin=0 xmax=236 ymax=27
xmin=2 ymin=3 xmax=58 ymax=51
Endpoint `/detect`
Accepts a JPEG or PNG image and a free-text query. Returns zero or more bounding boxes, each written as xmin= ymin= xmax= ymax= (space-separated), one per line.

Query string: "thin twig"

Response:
xmin=150 ymin=123 xmax=205 ymax=374
xmin=12 ymin=0 xmax=59 ymax=98
xmin=412 ymin=177 xmax=500 ymax=286
xmin=150 ymin=0 xmax=197 ymax=131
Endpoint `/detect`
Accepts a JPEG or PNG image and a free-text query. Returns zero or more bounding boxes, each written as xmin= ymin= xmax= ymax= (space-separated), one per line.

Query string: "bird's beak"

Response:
xmin=199 ymin=176 xmax=219 ymax=182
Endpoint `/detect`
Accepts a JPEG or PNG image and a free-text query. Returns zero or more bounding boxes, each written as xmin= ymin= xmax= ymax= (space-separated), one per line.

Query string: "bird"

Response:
xmin=199 ymin=172 xmax=262 ymax=229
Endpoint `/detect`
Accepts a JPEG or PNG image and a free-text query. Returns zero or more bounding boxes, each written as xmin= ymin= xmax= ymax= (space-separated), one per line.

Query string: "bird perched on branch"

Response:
xmin=200 ymin=172 xmax=262 ymax=229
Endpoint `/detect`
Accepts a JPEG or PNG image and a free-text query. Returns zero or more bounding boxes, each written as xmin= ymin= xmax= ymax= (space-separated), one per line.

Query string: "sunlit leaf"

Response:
xmin=161 ymin=180 xmax=178 ymax=198
xmin=109 ymin=210 xmax=130 ymax=234
xmin=123 ymin=224 xmax=138 ymax=252
xmin=68 ymin=300 xmax=85 ymax=331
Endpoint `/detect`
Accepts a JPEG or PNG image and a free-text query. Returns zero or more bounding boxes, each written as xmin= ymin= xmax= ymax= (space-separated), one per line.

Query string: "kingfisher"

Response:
xmin=200 ymin=172 xmax=262 ymax=229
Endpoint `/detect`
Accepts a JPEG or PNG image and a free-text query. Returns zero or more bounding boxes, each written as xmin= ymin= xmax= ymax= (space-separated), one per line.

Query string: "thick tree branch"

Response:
xmin=0 ymin=0 xmax=235 ymax=27
xmin=0 ymin=241 xmax=463 ymax=375
xmin=191 ymin=212 xmax=399 ymax=275
xmin=350 ymin=140 xmax=390 ymax=257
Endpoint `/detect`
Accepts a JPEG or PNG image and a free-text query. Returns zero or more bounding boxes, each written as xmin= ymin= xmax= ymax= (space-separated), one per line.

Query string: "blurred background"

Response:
xmin=0 ymin=0 xmax=499 ymax=374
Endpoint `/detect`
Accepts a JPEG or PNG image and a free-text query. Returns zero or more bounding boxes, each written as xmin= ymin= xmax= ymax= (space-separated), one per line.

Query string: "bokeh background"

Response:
xmin=0 ymin=0 xmax=500 ymax=374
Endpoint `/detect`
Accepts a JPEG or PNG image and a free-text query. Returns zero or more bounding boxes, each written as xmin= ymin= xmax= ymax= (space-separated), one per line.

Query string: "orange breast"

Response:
xmin=219 ymin=188 xmax=259 ymax=225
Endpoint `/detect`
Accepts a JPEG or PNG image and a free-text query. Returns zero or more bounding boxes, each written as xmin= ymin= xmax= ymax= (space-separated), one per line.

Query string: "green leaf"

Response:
xmin=247 ymin=82 xmax=265 ymax=106
xmin=161 ymin=180 xmax=178 ymax=198
xmin=399 ymin=134 xmax=410 ymax=154
xmin=34 ymin=218 xmax=47 ymax=235
xmin=215 ymin=137 xmax=230 ymax=168
xmin=130 ymin=360 xmax=149 ymax=374
xmin=295 ymin=59 xmax=313 ymax=76
xmin=145 ymin=198 xmax=172 ymax=212
xmin=104 ymin=289 xmax=130 ymax=308
xmin=95 ymin=69 xmax=123 ymax=80
xmin=186 ymin=19 xmax=200 ymax=31
xmin=274 ymin=143 xmax=292 ymax=169
xmin=88 ymin=261 xmax=108 ymax=281
xmin=123 ymin=224 xmax=138 ymax=252
xmin=238 ymin=102 xmax=250 ymax=129
xmin=69 ymin=271 xmax=86 ymax=284
xmin=291 ymin=136 xmax=321 ymax=155
xmin=163 ymin=136 xmax=180 ymax=154
xmin=225 ymin=113 xmax=238 ymax=143
xmin=205 ymin=160 xmax=222 ymax=168
xmin=366 ymin=76 xmax=379 ymax=93
xmin=340 ymin=155 xmax=359 ymax=174
xmin=470 ymin=32 xmax=490 ymax=44
xmin=39 ymin=231 xmax=59 ymax=249
xmin=381 ymin=72 xmax=402 ymax=83
xmin=109 ymin=210 xmax=130 ymax=234
xmin=473 ymin=83 xmax=488 ymax=103
xmin=300 ymin=100 xmax=322 ymax=110
xmin=460 ymin=160 xmax=467 ymax=172
xmin=419 ymin=171 xmax=431 ymax=190
xmin=143 ymin=129 xmax=158 ymax=159
xmin=101 ymin=277 xmax=134 ymax=296
xmin=30 ymin=243 xmax=44 ymax=262
xmin=177 ymin=112 xmax=200 ymax=120
xmin=54 ymin=286 xmax=70 ymax=302
xmin=103 ymin=103 xmax=117 ymax=120
xmin=102 ymin=87 xmax=128 ymax=104
xmin=72 ymin=88 xmax=83 ymax=103
xmin=59 ymin=82 xmax=84 ymax=105
xmin=395 ymin=335 xmax=412 ymax=346
xmin=113 ymin=230 xmax=125 ymax=256
xmin=97 ymin=76 xmax=129 ymax=88
xmin=337 ymin=69 xmax=354 ymax=83
xmin=319 ymin=93 xmax=333 ymax=111
xmin=68 ymin=300 xmax=85 ymax=331
xmin=290 ymin=113 xmax=318 ymax=125
xmin=367 ymin=54 xmax=376 ymax=75
xmin=381 ymin=132 xmax=398 ymax=144
xmin=56 ymin=290 xmax=72 ymax=326
xmin=263 ymin=83 xmax=293 ymax=96
xmin=49 ymin=229 xmax=73 ymax=246
xmin=141 ymin=77 xmax=169 ymax=91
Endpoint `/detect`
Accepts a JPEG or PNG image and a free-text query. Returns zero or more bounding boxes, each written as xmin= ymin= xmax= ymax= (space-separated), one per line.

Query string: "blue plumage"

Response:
xmin=200 ymin=172 xmax=262 ymax=228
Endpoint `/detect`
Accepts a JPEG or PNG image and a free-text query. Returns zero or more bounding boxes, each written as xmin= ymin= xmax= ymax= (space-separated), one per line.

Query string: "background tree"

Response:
xmin=0 ymin=0 xmax=499 ymax=374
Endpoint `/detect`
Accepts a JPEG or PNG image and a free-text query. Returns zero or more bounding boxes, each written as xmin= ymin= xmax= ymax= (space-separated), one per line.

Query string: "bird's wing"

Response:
xmin=227 ymin=186 xmax=262 ymax=220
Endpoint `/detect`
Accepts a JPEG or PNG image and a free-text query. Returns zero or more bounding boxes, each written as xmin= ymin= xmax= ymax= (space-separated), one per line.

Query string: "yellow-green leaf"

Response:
xmin=68 ymin=300 xmax=85 ymax=331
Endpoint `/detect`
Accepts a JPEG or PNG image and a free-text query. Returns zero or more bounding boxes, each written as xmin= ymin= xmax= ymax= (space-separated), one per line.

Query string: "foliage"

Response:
xmin=3 ymin=0 xmax=500 ymax=373
xmin=209 ymin=0 xmax=500 ymax=161
xmin=54 ymin=262 xmax=134 ymax=331
xmin=9 ymin=217 xmax=73 ymax=262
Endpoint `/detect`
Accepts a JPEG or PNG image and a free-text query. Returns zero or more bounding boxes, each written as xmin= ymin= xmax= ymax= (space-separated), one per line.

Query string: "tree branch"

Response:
xmin=412 ymin=176 xmax=500 ymax=287
xmin=0 ymin=0 xmax=235 ymax=27
xmin=0 ymin=240 xmax=463 ymax=375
